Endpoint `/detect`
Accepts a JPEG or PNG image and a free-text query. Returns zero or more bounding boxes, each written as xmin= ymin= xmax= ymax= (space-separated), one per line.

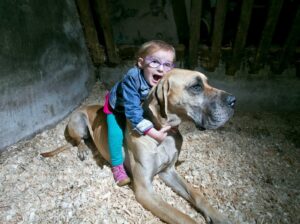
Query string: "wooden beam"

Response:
xmin=226 ymin=0 xmax=254 ymax=75
xmin=208 ymin=0 xmax=228 ymax=71
xmin=75 ymin=0 xmax=105 ymax=66
xmin=188 ymin=0 xmax=203 ymax=69
xmin=277 ymin=4 xmax=300 ymax=73
xmin=93 ymin=0 xmax=119 ymax=65
xmin=252 ymin=0 xmax=284 ymax=72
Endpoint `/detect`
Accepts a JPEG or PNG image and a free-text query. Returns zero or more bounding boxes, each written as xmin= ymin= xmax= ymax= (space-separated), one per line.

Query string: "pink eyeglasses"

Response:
xmin=144 ymin=56 xmax=174 ymax=71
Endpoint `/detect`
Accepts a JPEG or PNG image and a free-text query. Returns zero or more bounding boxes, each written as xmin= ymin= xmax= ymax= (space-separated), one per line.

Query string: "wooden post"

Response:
xmin=277 ymin=4 xmax=300 ymax=74
xmin=171 ymin=0 xmax=189 ymax=67
xmin=172 ymin=0 xmax=189 ymax=46
xmin=226 ymin=0 xmax=254 ymax=75
xmin=208 ymin=0 xmax=228 ymax=71
xmin=76 ymin=0 xmax=105 ymax=66
xmin=92 ymin=0 xmax=120 ymax=65
xmin=252 ymin=0 xmax=284 ymax=72
xmin=188 ymin=0 xmax=203 ymax=69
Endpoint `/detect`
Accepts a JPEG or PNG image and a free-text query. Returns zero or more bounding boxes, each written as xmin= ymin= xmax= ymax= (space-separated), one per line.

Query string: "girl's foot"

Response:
xmin=112 ymin=164 xmax=130 ymax=186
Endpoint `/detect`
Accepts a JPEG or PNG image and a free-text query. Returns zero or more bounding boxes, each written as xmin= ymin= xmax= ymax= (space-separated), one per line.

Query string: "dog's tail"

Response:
xmin=40 ymin=144 xmax=71 ymax=157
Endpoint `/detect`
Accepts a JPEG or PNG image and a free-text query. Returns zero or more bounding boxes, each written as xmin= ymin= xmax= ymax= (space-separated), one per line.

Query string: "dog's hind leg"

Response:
xmin=67 ymin=111 xmax=91 ymax=161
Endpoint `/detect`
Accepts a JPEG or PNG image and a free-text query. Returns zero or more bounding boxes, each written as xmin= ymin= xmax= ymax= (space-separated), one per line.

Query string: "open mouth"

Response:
xmin=153 ymin=74 xmax=162 ymax=81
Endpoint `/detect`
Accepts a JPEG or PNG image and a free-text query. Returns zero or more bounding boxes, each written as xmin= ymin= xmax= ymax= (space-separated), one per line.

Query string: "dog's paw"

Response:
xmin=205 ymin=215 xmax=212 ymax=224
xmin=77 ymin=147 xmax=89 ymax=161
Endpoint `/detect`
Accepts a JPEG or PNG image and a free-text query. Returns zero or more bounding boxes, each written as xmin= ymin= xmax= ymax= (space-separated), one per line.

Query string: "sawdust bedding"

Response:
xmin=1 ymin=81 xmax=299 ymax=224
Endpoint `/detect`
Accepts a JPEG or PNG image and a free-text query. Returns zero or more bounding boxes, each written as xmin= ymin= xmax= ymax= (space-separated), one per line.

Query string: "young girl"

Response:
xmin=103 ymin=40 xmax=176 ymax=186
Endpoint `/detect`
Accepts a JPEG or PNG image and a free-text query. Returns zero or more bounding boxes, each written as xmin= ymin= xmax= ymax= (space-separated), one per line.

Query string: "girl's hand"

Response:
xmin=146 ymin=126 xmax=171 ymax=142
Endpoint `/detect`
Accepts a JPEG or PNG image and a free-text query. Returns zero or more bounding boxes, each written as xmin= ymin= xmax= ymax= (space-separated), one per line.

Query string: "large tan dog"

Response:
xmin=42 ymin=68 xmax=235 ymax=224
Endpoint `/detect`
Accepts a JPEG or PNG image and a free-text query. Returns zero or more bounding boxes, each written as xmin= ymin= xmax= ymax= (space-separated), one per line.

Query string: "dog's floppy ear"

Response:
xmin=148 ymin=78 xmax=181 ymax=127
xmin=155 ymin=78 xmax=169 ymax=118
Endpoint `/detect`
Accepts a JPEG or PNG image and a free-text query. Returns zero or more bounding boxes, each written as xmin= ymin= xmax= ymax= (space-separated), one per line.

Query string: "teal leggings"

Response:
xmin=106 ymin=113 xmax=124 ymax=166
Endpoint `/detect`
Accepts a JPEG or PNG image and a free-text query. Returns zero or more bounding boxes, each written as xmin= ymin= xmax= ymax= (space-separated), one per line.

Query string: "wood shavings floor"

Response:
xmin=1 ymin=81 xmax=299 ymax=224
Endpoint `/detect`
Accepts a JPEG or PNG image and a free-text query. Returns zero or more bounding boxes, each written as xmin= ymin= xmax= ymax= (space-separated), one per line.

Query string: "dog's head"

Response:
xmin=144 ymin=68 xmax=236 ymax=130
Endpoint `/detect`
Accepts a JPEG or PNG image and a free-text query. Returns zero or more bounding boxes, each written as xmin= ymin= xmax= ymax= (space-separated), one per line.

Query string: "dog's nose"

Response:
xmin=227 ymin=95 xmax=236 ymax=108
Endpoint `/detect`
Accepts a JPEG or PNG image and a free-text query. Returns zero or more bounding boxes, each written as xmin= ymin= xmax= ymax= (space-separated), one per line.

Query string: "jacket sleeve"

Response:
xmin=122 ymin=74 xmax=153 ymax=134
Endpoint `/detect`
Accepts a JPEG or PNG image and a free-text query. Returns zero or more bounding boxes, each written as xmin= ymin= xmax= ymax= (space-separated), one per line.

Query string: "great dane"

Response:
xmin=41 ymin=68 xmax=236 ymax=224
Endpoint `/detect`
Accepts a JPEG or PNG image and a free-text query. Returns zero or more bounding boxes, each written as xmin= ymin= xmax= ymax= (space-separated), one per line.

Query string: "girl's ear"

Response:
xmin=137 ymin=57 xmax=144 ymax=68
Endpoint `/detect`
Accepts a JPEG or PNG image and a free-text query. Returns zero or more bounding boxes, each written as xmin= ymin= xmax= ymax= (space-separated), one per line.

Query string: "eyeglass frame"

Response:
xmin=144 ymin=56 xmax=175 ymax=72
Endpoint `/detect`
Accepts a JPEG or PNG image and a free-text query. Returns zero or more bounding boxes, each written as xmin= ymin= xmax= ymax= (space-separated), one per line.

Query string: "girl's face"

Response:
xmin=138 ymin=49 xmax=175 ymax=87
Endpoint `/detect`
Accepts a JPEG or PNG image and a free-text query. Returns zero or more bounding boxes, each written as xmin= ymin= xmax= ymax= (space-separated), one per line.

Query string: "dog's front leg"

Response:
xmin=159 ymin=167 xmax=231 ymax=224
xmin=132 ymin=162 xmax=197 ymax=224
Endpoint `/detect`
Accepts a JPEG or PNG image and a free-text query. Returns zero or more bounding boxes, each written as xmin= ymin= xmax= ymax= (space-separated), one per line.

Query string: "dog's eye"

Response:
xmin=189 ymin=84 xmax=202 ymax=93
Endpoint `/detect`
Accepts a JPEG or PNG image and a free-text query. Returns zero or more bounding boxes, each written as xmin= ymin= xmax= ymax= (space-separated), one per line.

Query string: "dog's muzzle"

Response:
xmin=226 ymin=95 xmax=236 ymax=108
xmin=195 ymin=93 xmax=236 ymax=131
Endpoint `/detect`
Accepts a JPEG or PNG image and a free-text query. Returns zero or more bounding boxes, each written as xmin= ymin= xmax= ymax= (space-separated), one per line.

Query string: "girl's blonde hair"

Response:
xmin=135 ymin=40 xmax=176 ymax=62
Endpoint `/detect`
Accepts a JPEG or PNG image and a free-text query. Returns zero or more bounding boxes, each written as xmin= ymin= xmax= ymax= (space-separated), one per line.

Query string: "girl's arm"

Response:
xmin=122 ymin=70 xmax=170 ymax=142
xmin=145 ymin=126 xmax=171 ymax=142
xmin=122 ymin=74 xmax=154 ymax=134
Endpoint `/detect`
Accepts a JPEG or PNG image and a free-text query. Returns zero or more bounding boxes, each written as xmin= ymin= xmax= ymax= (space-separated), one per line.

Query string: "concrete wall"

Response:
xmin=98 ymin=63 xmax=300 ymax=113
xmin=206 ymin=65 xmax=300 ymax=112
xmin=0 ymin=0 xmax=95 ymax=151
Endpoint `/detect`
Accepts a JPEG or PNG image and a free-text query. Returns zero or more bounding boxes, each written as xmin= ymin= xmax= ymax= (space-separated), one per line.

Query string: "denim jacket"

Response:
xmin=108 ymin=66 xmax=153 ymax=134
